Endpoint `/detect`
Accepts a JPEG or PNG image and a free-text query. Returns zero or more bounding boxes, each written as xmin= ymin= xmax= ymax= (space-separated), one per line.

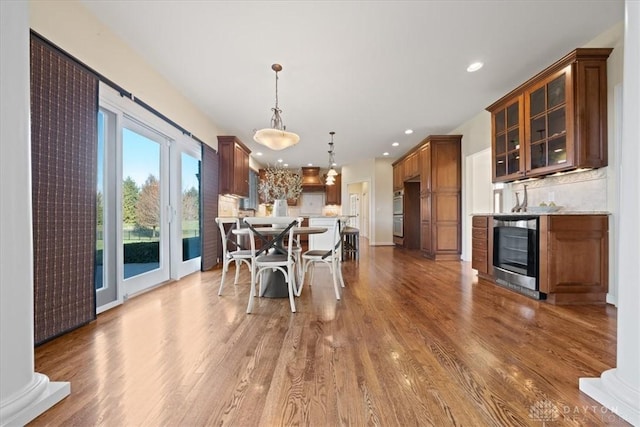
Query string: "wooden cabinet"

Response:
xmin=325 ymin=174 xmax=341 ymax=205
xmin=487 ymin=48 xmax=612 ymax=183
xmin=539 ymin=215 xmax=608 ymax=304
xmin=419 ymin=143 xmax=431 ymax=194
xmin=403 ymin=152 xmax=419 ymax=180
xmin=471 ymin=216 xmax=493 ymax=279
xmin=420 ymin=135 xmax=462 ymax=260
xmin=218 ymin=136 xmax=250 ymax=197
xmin=393 ymin=162 xmax=403 ymax=191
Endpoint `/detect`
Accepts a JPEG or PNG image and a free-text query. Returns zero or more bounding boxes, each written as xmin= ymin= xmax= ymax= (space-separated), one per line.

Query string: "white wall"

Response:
xmin=452 ymin=111 xmax=492 ymax=261
xmin=29 ymin=0 xmax=222 ymax=148
xmin=342 ymin=157 xmax=394 ymax=245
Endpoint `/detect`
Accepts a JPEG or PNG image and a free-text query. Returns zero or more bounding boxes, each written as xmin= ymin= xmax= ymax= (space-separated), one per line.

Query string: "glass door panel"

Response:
xmin=495 ymin=156 xmax=506 ymax=177
xmin=530 ymin=142 xmax=547 ymax=169
xmin=547 ymin=75 xmax=565 ymax=108
xmin=507 ymin=129 xmax=520 ymax=151
xmin=506 ymin=102 xmax=519 ymax=128
xmin=548 ymin=108 xmax=566 ymax=137
xmin=495 ymin=133 xmax=506 ymax=155
xmin=495 ymin=110 xmax=505 ymax=134
xmin=507 ymin=152 xmax=521 ymax=175
xmin=530 ymin=87 xmax=545 ymax=116
xmin=121 ymin=118 xmax=170 ymax=295
xmin=549 ymin=137 xmax=567 ymax=165
xmin=95 ymin=108 xmax=118 ymax=310
xmin=530 ymin=116 xmax=546 ymax=142
xmin=181 ymin=153 xmax=201 ymax=262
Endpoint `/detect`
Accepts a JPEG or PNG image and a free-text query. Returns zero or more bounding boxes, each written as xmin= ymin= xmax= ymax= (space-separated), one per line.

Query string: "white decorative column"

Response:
xmin=0 ymin=2 xmax=70 ymax=426
xmin=580 ymin=1 xmax=640 ymax=425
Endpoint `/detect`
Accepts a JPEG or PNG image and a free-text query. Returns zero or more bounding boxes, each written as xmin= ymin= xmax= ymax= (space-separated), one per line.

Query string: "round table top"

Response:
xmin=232 ymin=226 xmax=327 ymax=236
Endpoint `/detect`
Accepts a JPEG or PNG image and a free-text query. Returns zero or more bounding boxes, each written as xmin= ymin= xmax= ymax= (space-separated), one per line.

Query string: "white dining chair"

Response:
xmin=215 ymin=217 xmax=253 ymax=296
xmin=244 ymin=216 xmax=300 ymax=314
xmin=297 ymin=217 xmax=345 ymax=300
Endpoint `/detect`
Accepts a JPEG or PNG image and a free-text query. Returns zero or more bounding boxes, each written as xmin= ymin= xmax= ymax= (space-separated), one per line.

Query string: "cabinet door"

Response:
xmin=233 ymin=143 xmax=249 ymax=196
xmin=403 ymin=153 xmax=419 ymax=180
xmin=420 ymin=223 xmax=431 ymax=254
xmin=431 ymin=139 xmax=461 ymax=192
xmin=524 ymin=66 xmax=575 ymax=176
xmin=420 ymin=194 xmax=431 ymax=253
xmin=393 ymin=163 xmax=403 ymax=190
xmin=325 ymin=174 xmax=341 ymax=205
xmin=491 ymin=96 xmax=525 ymax=182
xmin=419 ymin=143 xmax=431 ymax=194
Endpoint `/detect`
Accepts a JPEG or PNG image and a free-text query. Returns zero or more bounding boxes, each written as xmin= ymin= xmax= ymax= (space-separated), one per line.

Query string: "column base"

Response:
xmin=580 ymin=368 xmax=640 ymax=426
xmin=0 ymin=373 xmax=70 ymax=426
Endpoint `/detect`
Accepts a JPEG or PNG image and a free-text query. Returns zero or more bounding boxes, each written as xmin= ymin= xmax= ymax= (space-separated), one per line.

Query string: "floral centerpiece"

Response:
xmin=258 ymin=165 xmax=303 ymax=208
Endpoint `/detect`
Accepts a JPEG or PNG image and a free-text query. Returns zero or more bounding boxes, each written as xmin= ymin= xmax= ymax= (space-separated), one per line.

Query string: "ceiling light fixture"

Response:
xmin=326 ymin=132 xmax=338 ymax=185
xmin=392 ymin=142 xmax=399 ymax=147
xmin=404 ymin=129 xmax=413 ymax=135
xmin=253 ymin=63 xmax=300 ymax=151
xmin=466 ymin=61 xmax=484 ymax=72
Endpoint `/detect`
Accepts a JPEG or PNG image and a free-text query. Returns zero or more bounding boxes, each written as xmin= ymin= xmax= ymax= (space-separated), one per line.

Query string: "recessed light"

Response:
xmin=383 ymin=152 xmax=389 ymax=156
xmin=466 ymin=61 xmax=484 ymax=72
xmin=331 ymin=162 xmax=337 ymax=166
xmin=277 ymin=158 xmax=283 ymax=163
xmin=392 ymin=142 xmax=399 ymax=147
xmin=404 ymin=129 xmax=413 ymax=135
xmin=256 ymin=152 xmax=263 ymax=156
xmin=307 ymin=163 xmax=313 ymax=166
xmin=283 ymin=163 xmax=288 ymax=167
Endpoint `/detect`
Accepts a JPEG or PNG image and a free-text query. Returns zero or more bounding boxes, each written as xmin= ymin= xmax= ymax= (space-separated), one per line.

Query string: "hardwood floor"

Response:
xmin=30 ymin=243 xmax=627 ymax=426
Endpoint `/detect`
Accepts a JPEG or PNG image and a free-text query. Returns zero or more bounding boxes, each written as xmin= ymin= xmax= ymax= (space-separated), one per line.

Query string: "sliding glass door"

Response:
xmin=121 ymin=117 xmax=171 ymax=295
xmin=96 ymin=83 xmax=202 ymax=311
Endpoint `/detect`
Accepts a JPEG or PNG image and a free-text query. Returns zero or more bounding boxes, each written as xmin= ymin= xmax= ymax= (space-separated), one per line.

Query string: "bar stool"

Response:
xmin=342 ymin=226 xmax=359 ymax=260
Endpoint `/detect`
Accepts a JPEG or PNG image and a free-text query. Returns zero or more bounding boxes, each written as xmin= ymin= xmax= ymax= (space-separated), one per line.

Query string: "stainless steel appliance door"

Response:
xmin=393 ymin=215 xmax=403 ymax=237
xmin=393 ymin=196 xmax=403 ymax=215
xmin=493 ymin=215 xmax=539 ymax=290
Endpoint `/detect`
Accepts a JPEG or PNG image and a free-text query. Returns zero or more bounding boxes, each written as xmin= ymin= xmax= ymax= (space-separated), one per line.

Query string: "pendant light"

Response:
xmin=253 ymin=64 xmax=300 ymax=150
xmin=326 ymin=131 xmax=337 ymax=185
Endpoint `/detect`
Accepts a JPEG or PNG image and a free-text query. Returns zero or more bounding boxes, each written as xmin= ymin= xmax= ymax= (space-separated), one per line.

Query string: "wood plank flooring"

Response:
xmin=30 ymin=243 xmax=628 ymax=426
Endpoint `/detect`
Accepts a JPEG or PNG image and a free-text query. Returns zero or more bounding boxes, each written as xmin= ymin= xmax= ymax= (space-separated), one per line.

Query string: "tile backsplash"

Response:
xmin=501 ymin=168 xmax=609 ymax=212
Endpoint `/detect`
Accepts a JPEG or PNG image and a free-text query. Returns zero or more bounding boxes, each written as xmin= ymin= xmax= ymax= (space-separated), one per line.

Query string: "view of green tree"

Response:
xmin=122 ymin=176 xmax=139 ymax=224
xmin=136 ymin=174 xmax=160 ymax=237
xmin=96 ymin=190 xmax=104 ymax=226
xmin=182 ymin=187 xmax=199 ymax=221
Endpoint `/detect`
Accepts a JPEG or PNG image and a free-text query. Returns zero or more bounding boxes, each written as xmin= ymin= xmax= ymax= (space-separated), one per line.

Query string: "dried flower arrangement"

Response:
xmin=258 ymin=165 xmax=303 ymax=203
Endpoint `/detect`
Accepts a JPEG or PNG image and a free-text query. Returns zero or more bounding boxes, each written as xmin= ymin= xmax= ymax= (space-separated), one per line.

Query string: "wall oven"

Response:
xmin=393 ymin=190 xmax=403 ymax=215
xmin=493 ymin=216 xmax=544 ymax=299
xmin=393 ymin=215 xmax=403 ymax=237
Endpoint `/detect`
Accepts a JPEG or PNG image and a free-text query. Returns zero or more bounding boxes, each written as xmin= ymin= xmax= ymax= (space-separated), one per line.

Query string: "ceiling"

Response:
xmin=80 ymin=0 xmax=624 ymax=169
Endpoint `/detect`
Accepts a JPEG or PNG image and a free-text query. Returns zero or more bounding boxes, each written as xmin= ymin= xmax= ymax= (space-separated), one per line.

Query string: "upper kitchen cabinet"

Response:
xmin=218 ymin=136 xmax=250 ymax=197
xmin=403 ymin=152 xmax=419 ymax=181
xmin=325 ymin=174 xmax=341 ymax=205
xmin=487 ymin=48 xmax=612 ymax=183
xmin=490 ymin=96 xmax=525 ymax=182
xmin=393 ymin=161 xmax=403 ymax=191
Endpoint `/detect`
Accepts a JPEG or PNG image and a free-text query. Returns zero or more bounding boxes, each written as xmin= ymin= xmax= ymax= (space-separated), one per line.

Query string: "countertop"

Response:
xmin=472 ymin=211 xmax=610 ymax=216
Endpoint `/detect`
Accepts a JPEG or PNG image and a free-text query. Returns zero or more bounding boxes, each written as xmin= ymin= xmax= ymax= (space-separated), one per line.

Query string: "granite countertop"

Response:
xmin=472 ymin=211 xmax=610 ymax=216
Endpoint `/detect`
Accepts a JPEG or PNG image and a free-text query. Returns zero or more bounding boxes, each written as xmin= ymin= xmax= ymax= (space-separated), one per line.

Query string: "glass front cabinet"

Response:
xmin=487 ymin=48 xmax=612 ymax=183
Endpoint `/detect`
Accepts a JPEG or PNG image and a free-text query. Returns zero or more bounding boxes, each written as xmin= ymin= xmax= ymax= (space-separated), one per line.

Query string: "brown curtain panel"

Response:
xmin=201 ymin=143 xmax=219 ymax=271
xmin=31 ymin=35 xmax=98 ymax=345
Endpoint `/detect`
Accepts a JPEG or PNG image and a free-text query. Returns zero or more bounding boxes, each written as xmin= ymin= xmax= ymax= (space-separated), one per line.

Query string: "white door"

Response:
xmin=349 ymin=193 xmax=360 ymax=229
xmin=120 ymin=116 xmax=171 ymax=296
xmin=171 ymin=140 xmax=202 ymax=279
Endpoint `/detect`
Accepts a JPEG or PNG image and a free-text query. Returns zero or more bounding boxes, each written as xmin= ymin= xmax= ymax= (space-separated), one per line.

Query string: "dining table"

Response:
xmin=232 ymin=226 xmax=328 ymax=297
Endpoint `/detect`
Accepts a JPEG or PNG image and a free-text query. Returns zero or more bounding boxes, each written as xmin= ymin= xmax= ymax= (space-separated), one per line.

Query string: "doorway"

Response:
xmin=96 ymin=83 xmax=202 ymax=312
